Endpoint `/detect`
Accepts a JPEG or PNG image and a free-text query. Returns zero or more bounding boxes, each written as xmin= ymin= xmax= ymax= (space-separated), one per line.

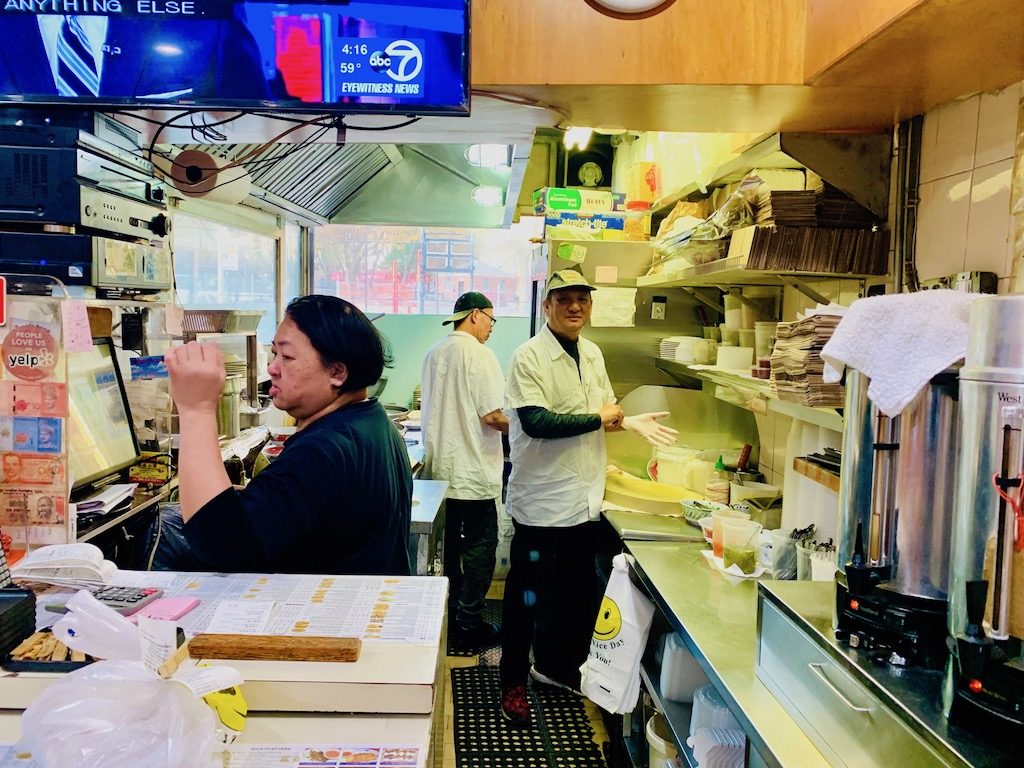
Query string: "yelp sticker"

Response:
xmin=3 ymin=324 xmax=59 ymax=381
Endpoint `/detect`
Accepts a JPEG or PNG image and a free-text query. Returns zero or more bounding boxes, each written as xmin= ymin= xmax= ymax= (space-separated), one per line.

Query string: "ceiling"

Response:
xmin=129 ymin=0 xmax=1024 ymax=227
xmin=137 ymin=96 xmax=553 ymax=226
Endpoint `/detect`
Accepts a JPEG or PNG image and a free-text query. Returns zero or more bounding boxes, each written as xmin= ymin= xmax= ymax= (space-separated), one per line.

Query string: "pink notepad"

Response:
xmin=131 ymin=596 xmax=200 ymax=622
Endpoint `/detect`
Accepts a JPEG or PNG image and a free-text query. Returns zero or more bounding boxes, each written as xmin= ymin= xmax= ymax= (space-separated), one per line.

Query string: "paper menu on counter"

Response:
xmin=224 ymin=744 xmax=423 ymax=767
xmin=0 ymin=743 xmax=424 ymax=768
xmin=205 ymin=600 xmax=276 ymax=634
xmin=110 ymin=572 xmax=447 ymax=643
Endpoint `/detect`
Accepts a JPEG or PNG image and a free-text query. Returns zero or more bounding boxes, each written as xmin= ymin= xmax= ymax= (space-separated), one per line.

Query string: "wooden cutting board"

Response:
xmin=188 ymin=634 xmax=361 ymax=662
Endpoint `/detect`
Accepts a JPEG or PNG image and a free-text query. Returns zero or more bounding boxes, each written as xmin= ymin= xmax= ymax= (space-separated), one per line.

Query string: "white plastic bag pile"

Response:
xmin=580 ymin=553 xmax=655 ymax=714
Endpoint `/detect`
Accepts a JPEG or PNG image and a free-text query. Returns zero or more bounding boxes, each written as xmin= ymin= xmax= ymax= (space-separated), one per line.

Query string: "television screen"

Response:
xmin=67 ymin=338 xmax=140 ymax=489
xmin=0 ymin=0 xmax=469 ymax=115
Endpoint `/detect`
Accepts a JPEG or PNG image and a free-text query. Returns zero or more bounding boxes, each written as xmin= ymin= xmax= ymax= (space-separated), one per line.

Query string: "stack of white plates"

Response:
xmin=658 ymin=336 xmax=687 ymax=360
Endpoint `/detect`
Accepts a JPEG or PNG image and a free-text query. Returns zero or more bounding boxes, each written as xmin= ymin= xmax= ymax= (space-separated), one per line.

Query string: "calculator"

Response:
xmin=45 ymin=586 xmax=164 ymax=616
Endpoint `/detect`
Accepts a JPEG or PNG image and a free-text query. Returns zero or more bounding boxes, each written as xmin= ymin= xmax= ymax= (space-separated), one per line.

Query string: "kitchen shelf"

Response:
xmin=640 ymin=657 xmax=698 ymax=768
xmin=791 ymin=457 xmax=840 ymax=493
xmin=654 ymin=358 xmax=844 ymax=433
xmin=637 ymin=253 xmax=879 ymax=289
xmin=651 ymin=132 xmax=892 ymax=222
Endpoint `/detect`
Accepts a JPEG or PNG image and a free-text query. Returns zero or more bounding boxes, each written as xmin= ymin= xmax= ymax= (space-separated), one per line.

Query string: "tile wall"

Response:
xmin=915 ymin=80 xmax=1023 ymax=291
xmin=751 ymin=83 xmax=1021 ymax=527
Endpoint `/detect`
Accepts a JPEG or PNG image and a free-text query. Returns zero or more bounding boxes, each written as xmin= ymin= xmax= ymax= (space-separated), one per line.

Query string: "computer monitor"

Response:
xmin=67 ymin=337 xmax=140 ymax=490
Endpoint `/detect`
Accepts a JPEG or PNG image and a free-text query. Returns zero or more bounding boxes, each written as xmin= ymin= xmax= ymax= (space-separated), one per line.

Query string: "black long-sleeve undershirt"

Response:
xmin=517 ymin=405 xmax=602 ymax=439
xmin=515 ymin=328 xmax=601 ymax=438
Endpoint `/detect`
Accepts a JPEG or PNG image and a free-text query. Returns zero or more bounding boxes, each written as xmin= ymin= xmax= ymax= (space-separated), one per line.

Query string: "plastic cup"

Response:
xmin=796 ymin=541 xmax=815 ymax=581
xmin=766 ymin=529 xmax=797 ymax=580
xmin=692 ymin=338 xmax=716 ymax=364
xmin=723 ymin=294 xmax=742 ymax=329
xmin=810 ymin=549 xmax=837 ymax=581
xmin=703 ymin=326 xmax=722 ymax=342
xmin=721 ymin=327 xmax=740 ymax=346
xmin=754 ymin=322 xmax=777 ymax=358
xmin=710 ymin=508 xmax=751 ymax=559
xmin=738 ymin=329 xmax=755 ymax=349
xmin=721 ymin=518 xmax=763 ymax=574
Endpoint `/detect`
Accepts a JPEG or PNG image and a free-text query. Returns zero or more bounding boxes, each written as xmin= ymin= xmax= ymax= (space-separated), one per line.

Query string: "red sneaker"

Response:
xmin=500 ymin=684 xmax=531 ymax=726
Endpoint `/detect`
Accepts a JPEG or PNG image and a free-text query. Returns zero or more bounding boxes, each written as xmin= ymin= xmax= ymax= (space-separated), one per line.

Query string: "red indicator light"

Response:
xmin=849 ymin=599 xmax=860 ymax=611
xmin=968 ymin=679 xmax=983 ymax=693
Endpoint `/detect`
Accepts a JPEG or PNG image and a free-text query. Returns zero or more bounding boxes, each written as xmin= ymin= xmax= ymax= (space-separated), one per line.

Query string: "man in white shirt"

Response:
xmin=499 ymin=269 xmax=676 ymax=726
xmin=421 ymin=292 xmax=509 ymax=651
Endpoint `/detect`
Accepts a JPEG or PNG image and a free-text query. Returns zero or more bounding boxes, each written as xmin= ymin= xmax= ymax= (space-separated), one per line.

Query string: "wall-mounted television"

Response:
xmin=0 ymin=0 xmax=469 ymax=115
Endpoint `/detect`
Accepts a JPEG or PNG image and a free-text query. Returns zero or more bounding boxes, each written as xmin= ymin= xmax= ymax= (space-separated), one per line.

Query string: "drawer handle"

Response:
xmin=806 ymin=663 xmax=872 ymax=714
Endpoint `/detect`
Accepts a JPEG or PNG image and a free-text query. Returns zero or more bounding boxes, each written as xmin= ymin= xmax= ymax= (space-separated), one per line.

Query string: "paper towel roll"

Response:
xmin=154 ymin=149 xmax=252 ymax=204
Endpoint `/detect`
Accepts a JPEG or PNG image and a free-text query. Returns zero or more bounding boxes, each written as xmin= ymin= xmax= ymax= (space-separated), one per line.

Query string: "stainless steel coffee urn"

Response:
xmin=946 ymin=295 xmax=1024 ymax=732
xmin=835 ymin=367 xmax=960 ymax=667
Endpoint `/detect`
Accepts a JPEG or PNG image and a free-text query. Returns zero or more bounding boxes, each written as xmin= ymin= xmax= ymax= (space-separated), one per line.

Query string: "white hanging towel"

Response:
xmin=820 ymin=290 xmax=980 ymax=416
xmin=581 ymin=552 xmax=656 ymax=714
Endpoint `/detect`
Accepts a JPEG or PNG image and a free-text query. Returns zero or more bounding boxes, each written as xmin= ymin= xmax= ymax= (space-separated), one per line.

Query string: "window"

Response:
xmin=172 ymin=213 xmax=278 ymax=343
xmin=282 ymin=221 xmax=304 ymax=313
xmin=312 ymin=219 xmax=543 ymax=316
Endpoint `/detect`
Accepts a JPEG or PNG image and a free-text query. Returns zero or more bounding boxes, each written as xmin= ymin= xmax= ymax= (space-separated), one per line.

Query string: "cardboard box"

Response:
xmin=533 ymin=187 xmax=625 ymax=215
xmin=544 ymin=211 xmax=650 ymax=241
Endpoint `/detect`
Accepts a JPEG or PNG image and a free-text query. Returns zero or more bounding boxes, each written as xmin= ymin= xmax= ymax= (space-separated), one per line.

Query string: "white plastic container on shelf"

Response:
xmin=660 ymin=632 xmax=708 ymax=703
xmin=723 ymin=293 xmax=743 ymax=329
xmin=648 ymin=445 xmax=699 ymax=486
xmin=687 ymin=727 xmax=746 ymax=767
xmin=646 ymin=712 xmax=678 ymax=768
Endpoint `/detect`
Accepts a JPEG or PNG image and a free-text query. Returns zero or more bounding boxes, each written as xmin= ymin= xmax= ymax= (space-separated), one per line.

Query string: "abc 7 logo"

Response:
xmin=369 ymin=40 xmax=423 ymax=82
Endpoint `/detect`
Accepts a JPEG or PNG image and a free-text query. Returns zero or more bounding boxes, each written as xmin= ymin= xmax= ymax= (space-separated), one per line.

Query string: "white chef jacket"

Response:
xmin=505 ymin=323 xmax=615 ymax=527
xmin=420 ymin=331 xmax=505 ymax=500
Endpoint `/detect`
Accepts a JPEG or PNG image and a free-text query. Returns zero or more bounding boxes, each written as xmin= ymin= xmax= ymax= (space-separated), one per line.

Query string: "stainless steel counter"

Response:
xmin=411 ymin=479 xmax=447 ymax=535
xmin=409 ymin=479 xmax=446 ymax=575
xmin=625 ymin=541 xmax=830 ymax=768
xmin=759 ymin=581 xmax=1012 ymax=768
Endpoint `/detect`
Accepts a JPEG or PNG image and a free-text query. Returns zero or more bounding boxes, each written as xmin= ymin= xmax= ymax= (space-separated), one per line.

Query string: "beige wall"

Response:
xmin=914 ymin=81 xmax=1023 ymax=292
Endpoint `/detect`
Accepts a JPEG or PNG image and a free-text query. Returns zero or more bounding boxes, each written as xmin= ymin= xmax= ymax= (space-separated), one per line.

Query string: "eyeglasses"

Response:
xmin=479 ymin=310 xmax=497 ymax=325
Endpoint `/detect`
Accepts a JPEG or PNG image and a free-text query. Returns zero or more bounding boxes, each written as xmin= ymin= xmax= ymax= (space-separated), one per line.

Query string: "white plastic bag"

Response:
xmin=580 ymin=553 xmax=656 ymax=714
xmin=21 ymin=660 xmax=217 ymax=768
xmin=21 ymin=589 xmax=227 ymax=768
xmin=51 ymin=589 xmax=142 ymax=660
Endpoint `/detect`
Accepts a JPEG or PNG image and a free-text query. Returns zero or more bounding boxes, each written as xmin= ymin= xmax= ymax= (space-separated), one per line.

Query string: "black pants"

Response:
xmin=499 ymin=519 xmax=602 ymax=689
xmin=444 ymin=497 xmax=498 ymax=631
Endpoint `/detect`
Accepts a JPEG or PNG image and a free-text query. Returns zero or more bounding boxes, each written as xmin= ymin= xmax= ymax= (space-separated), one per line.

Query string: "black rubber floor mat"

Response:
xmin=451 ymin=665 xmax=606 ymax=768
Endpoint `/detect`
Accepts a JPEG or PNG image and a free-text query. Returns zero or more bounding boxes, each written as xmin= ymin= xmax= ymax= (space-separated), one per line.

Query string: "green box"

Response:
xmin=533 ymin=187 xmax=624 ymax=215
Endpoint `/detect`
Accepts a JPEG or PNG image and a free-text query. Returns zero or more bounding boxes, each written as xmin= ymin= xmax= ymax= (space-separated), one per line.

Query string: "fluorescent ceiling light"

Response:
xmin=563 ymin=127 xmax=593 ymax=151
xmin=472 ymin=186 xmax=504 ymax=207
xmin=465 ymin=144 xmax=512 ymax=168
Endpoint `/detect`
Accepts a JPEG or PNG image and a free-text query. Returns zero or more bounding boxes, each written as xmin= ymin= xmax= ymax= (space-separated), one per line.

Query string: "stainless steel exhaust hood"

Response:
xmin=176 ymin=140 xmax=530 ymax=228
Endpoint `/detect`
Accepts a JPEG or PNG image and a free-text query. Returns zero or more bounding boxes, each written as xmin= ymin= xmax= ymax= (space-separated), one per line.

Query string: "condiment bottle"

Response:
xmin=706 ymin=455 xmax=731 ymax=505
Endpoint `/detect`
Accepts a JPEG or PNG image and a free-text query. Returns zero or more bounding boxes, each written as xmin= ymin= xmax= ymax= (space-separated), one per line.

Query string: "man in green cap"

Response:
xmin=498 ymin=268 xmax=676 ymax=725
xmin=421 ymin=291 xmax=508 ymax=652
